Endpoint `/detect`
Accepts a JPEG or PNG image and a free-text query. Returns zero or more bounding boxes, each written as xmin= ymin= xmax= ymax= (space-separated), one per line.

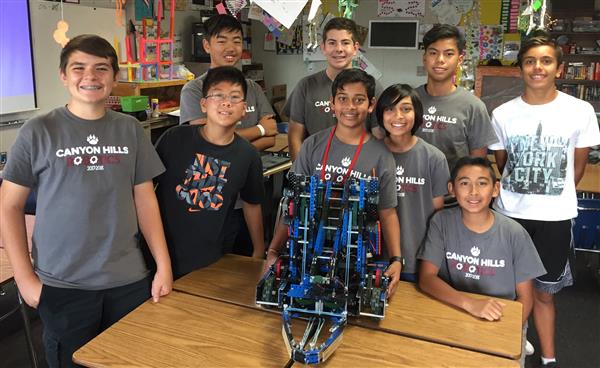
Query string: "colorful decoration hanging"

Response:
xmin=225 ymin=0 xmax=247 ymax=16
xmin=338 ymin=0 xmax=358 ymax=19
xmin=519 ymin=0 xmax=549 ymax=35
xmin=53 ymin=1 xmax=69 ymax=47
xmin=115 ymin=0 xmax=127 ymax=26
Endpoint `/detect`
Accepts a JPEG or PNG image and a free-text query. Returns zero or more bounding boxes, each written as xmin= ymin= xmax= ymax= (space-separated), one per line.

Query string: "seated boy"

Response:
xmin=155 ymin=66 xmax=266 ymax=278
xmin=179 ymin=14 xmax=277 ymax=151
xmin=0 ymin=35 xmax=172 ymax=367
xmin=418 ymin=157 xmax=546 ymax=364
xmin=266 ymin=69 xmax=403 ymax=294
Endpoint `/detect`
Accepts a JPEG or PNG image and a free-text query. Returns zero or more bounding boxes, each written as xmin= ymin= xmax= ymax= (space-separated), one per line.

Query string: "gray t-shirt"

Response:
xmin=284 ymin=70 xmax=379 ymax=136
xmin=415 ymin=85 xmax=498 ymax=171
xmin=3 ymin=107 xmax=165 ymax=290
xmin=179 ymin=72 xmax=274 ymax=127
xmin=291 ymin=128 xmax=397 ymax=210
xmin=391 ymin=138 xmax=449 ymax=273
xmin=418 ymin=207 xmax=546 ymax=300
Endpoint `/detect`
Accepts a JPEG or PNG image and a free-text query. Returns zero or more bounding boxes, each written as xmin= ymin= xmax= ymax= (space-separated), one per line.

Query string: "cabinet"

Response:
xmin=550 ymin=1 xmax=600 ymax=112
xmin=111 ymin=79 xmax=187 ymax=113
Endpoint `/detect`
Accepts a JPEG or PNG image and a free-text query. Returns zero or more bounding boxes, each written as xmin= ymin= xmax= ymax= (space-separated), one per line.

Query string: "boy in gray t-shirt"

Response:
xmin=179 ymin=14 xmax=277 ymax=151
xmin=0 ymin=35 xmax=172 ymax=367
xmin=415 ymin=24 xmax=497 ymax=171
xmin=418 ymin=157 xmax=545 ymax=322
xmin=286 ymin=17 xmax=374 ymax=160
xmin=266 ymin=69 xmax=403 ymax=295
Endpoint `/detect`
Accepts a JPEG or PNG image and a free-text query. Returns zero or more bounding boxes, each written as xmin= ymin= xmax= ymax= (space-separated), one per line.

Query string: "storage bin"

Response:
xmin=120 ymin=95 xmax=149 ymax=112
xmin=574 ymin=198 xmax=600 ymax=251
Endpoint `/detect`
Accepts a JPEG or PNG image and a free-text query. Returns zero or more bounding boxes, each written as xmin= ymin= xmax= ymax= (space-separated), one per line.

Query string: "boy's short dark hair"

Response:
xmin=60 ymin=34 xmax=119 ymax=74
xmin=322 ymin=17 xmax=359 ymax=43
xmin=204 ymin=14 xmax=243 ymax=40
xmin=450 ymin=156 xmax=497 ymax=184
xmin=517 ymin=30 xmax=563 ymax=68
xmin=423 ymin=24 xmax=466 ymax=54
xmin=331 ymin=69 xmax=376 ymax=103
xmin=202 ymin=66 xmax=247 ymax=98
xmin=376 ymin=84 xmax=423 ymax=136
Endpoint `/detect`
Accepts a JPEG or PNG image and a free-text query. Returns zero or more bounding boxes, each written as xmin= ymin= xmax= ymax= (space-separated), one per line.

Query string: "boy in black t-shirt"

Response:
xmin=155 ymin=66 xmax=265 ymax=278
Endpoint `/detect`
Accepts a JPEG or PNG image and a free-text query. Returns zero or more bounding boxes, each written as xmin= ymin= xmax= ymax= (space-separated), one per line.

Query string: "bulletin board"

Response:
xmin=474 ymin=66 xmax=523 ymax=115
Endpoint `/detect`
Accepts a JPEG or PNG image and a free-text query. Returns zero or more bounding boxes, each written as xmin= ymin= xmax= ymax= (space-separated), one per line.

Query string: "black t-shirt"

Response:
xmin=155 ymin=125 xmax=264 ymax=277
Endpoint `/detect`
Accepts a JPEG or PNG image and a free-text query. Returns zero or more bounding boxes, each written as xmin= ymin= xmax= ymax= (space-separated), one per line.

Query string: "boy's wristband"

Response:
xmin=257 ymin=124 xmax=266 ymax=137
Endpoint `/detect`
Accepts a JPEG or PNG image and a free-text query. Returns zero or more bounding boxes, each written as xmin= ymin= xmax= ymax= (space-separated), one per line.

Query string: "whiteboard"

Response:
xmin=29 ymin=0 xmax=125 ymax=115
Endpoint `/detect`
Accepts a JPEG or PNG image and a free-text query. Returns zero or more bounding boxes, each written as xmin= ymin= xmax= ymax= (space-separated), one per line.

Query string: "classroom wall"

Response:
xmin=0 ymin=1 xmax=204 ymax=153
xmin=0 ymin=0 xmax=125 ymax=153
xmin=1 ymin=1 xmax=441 ymax=152
xmin=251 ymin=0 xmax=438 ymax=98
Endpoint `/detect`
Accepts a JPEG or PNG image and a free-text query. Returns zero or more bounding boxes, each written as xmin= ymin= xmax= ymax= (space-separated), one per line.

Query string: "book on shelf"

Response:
xmin=559 ymin=84 xmax=600 ymax=101
xmin=559 ymin=61 xmax=600 ymax=81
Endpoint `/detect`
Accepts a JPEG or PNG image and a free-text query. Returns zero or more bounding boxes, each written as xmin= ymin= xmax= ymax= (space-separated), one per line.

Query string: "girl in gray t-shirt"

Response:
xmin=376 ymin=84 xmax=449 ymax=278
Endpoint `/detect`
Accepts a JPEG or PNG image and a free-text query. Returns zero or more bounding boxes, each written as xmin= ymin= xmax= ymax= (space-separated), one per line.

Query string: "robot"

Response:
xmin=256 ymin=173 xmax=389 ymax=364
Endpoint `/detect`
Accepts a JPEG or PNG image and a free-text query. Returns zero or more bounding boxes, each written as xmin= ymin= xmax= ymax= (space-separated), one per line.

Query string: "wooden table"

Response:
xmin=265 ymin=133 xmax=289 ymax=153
xmin=175 ymin=255 xmax=523 ymax=359
xmin=74 ymin=291 xmax=517 ymax=367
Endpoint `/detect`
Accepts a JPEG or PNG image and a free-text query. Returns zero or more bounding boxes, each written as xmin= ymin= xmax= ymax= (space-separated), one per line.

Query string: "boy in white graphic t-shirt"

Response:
xmin=489 ymin=31 xmax=600 ymax=368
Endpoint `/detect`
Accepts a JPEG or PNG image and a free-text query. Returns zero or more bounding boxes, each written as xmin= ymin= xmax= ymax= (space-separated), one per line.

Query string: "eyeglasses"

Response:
xmin=205 ymin=93 xmax=245 ymax=104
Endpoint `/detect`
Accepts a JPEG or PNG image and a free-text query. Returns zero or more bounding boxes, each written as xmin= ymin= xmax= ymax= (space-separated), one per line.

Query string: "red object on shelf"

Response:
xmin=137 ymin=0 xmax=176 ymax=81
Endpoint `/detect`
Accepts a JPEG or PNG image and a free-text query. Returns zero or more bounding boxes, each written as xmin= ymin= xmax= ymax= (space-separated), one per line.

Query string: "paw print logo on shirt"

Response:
xmin=396 ymin=165 xmax=404 ymax=176
xmin=341 ymin=157 xmax=351 ymax=167
xmin=87 ymin=135 xmax=99 ymax=145
xmin=428 ymin=106 xmax=437 ymax=114
xmin=470 ymin=246 xmax=481 ymax=257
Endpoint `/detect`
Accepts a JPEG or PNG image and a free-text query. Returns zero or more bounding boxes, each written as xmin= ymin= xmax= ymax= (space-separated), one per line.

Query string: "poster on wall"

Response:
xmin=431 ymin=0 xmax=461 ymax=25
xmin=479 ymin=25 xmax=504 ymax=60
xmin=377 ymin=0 xmax=425 ymax=18
xmin=276 ymin=25 xmax=303 ymax=54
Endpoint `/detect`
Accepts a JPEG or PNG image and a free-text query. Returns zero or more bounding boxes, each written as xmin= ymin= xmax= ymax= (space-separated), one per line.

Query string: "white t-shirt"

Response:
xmin=489 ymin=92 xmax=600 ymax=221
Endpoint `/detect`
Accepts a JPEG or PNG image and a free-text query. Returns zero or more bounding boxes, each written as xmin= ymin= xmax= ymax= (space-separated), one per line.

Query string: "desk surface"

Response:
xmin=74 ymin=291 xmax=517 ymax=368
xmin=265 ymin=133 xmax=289 ymax=153
xmin=174 ymin=255 xmax=523 ymax=359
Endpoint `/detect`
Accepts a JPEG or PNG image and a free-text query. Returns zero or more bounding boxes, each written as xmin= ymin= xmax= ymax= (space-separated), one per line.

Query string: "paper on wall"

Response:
xmin=252 ymin=0 xmax=309 ymax=29
xmin=264 ymin=32 xmax=276 ymax=51
xmin=277 ymin=26 xmax=296 ymax=46
xmin=248 ymin=3 xmax=264 ymax=21
xmin=452 ymin=0 xmax=473 ymax=13
xmin=355 ymin=52 xmax=382 ymax=81
xmin=432 ymin=0 xmax=461 ymax=25
xmin=377 ymin=0 xmax=425 ymax=18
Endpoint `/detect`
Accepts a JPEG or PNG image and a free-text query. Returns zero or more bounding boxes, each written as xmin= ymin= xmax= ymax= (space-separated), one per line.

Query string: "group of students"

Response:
xmin=0 ymin=12 xmax=598 ymax=368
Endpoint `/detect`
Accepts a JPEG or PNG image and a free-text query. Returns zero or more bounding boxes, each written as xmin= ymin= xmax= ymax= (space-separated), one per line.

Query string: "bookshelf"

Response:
xmin=551 ymin=0 xmax=600 ymax=112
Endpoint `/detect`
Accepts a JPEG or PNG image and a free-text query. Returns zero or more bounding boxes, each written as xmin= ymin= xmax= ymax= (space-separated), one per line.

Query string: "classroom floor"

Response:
xmin=0 ymin=253 xmax=598 ymax=368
